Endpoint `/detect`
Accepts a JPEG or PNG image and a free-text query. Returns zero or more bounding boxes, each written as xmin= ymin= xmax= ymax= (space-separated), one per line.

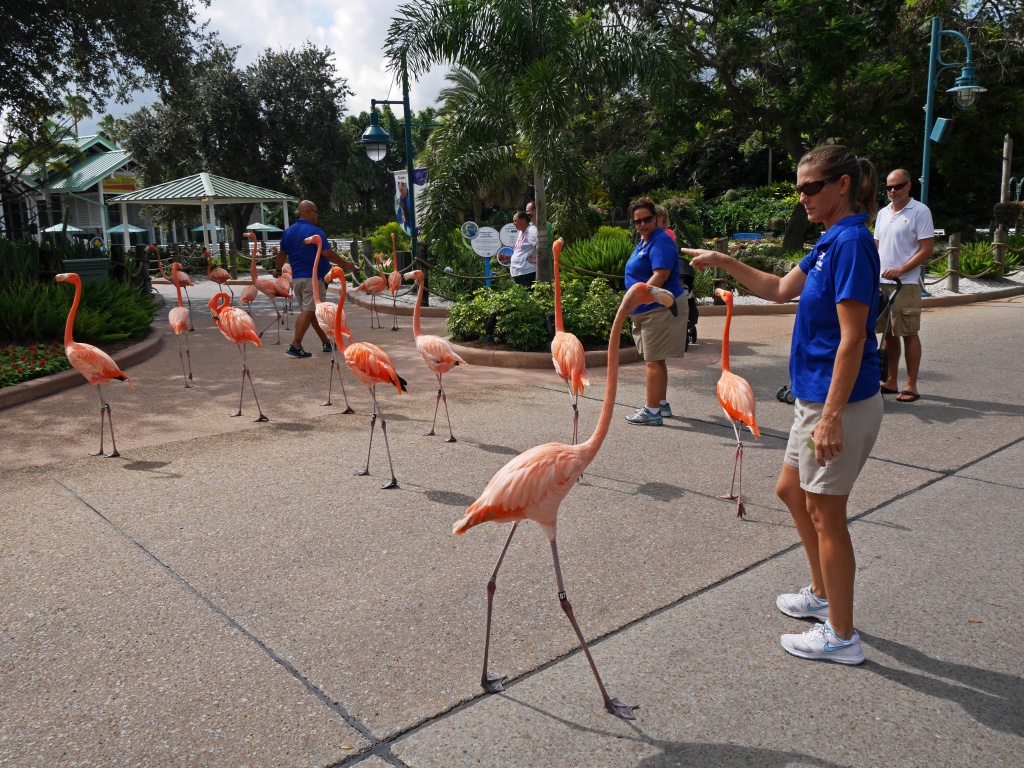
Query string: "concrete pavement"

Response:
xmin=1 ymin=279 xmax=1022 ymax=767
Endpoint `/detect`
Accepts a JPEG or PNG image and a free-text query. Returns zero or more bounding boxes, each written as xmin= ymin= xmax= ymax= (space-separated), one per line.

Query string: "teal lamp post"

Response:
xmin=920 ymin=16 xmax=986 ymax=206
xmin=360 ymin=67 xmax=418 ymax=266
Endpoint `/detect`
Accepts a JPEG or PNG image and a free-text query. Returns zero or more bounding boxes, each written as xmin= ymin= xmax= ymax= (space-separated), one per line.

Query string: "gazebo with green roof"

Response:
xmin=106 ymin=172 xmax=298 ymax=251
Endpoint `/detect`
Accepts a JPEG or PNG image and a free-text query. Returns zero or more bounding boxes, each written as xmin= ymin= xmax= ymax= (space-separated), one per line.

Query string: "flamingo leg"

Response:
xmin=564 ymin=383 xmax=581 ymax=446
xmin=182 ymin=286 xmax=195 ymax=330
xmin=391 ymin=295 xmax=400 ymax=331
xmin=549 ymin=537 xmax=635 ymax=720
xmin=480 ymin=521 xmax=519 ymax=693
xmin=370 ymin=296 xmax=380 ymax=329
xmin=438 ymin=373 xmax=456 ymax=442
xmin=231 ymin=346 xmax=269 ymax=422
xmin=375 ymin=396 xmax=399 ymax=489
xmin=322 ymin=351 xmax=337 ymax=407
xmin=357 ymin=386 xmax=379 ymax=477
xmin=176 ymin=334 xmax=193 ymax=387
xmin=721 ymin=419 xmax=746 ymax=517
xmin=334 ymin=343 xmax=355 ymax=414
xmin=256 ymin=299 xmax=283 ymax=343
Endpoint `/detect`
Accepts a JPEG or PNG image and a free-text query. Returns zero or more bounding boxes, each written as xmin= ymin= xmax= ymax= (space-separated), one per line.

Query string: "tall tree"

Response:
xmin=385 ymin=0 xmax=678 ymax=280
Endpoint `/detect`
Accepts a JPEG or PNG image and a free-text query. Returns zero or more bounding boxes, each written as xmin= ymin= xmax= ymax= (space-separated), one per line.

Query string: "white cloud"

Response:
xmin=80 ymin=0 xmax=449 ymax=133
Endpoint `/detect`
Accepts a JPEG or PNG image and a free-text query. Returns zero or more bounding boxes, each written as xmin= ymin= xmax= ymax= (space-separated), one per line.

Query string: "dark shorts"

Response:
xmin=513 ymin=272 xmax=536 ymax=288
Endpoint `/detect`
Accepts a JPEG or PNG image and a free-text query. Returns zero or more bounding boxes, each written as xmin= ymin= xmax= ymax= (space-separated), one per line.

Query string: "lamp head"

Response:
xmin=360 ymin=110 xmax=391 ymax=162
xmin=948 ymin=64 xmax=986 ymax=109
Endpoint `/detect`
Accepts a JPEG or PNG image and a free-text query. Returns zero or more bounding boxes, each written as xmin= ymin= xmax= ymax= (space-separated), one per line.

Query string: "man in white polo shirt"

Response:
xmin=875 ymin=169 xmax=934 ymax=402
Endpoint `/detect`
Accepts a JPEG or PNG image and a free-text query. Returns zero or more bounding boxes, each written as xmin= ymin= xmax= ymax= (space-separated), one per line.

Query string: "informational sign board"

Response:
xmin=101 ymin=175 xmax=138 ymax=193
xmin=470 ymin=227 xmax=501 ymax=258
xmin=460 ymin=221 xmax=479 ymax=240
xmin=496 ymin=246 xmax=513 ymax=268
xmin=499 ymin=223 xmax=519 ymax=247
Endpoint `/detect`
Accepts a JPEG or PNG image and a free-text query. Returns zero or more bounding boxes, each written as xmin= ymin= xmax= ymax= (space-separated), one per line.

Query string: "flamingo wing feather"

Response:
xmin=551 ymin=332 xmax=589 ymax=396
xmin=717 ymin=371 xmax=760 ymax=438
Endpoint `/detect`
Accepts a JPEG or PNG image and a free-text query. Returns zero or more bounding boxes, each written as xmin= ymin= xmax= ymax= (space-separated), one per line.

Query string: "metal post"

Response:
xmin=947 ymin=232 xmax=960 ymax=293
xmin=921 ymin=17 xmax=941 ymax=207
xmin=713 ymin=236 xmax=730 ymax=300
xmin=402 ymin=67 xmax=418 ymax=271
xmin=993 ymin=226 xmax=1005 ymax=277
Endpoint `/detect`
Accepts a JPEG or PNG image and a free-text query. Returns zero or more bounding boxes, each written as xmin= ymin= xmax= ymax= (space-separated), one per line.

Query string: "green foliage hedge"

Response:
xmin=447 ymin=278 xmax=629 ymax=352
xmin=0 ymin=280 xmax=157 ymax=345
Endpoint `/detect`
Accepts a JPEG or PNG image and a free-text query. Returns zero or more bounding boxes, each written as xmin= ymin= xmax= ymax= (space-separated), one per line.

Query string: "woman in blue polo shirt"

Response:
xmin=684 ymin=145 xmax=882 ymax=666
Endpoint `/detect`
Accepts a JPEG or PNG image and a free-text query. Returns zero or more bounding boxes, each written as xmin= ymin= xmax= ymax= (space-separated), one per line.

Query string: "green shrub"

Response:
xmin=560 ymin=232 xmax=634 ymax=285
xmin=447 ymin=277 xmax=630 ymax=352
xmin=367 ymin=222 xmax=412 ymax=256
xmin=0 ymin=279 xmax=157 ymax=345
xmin=1 ymin=342 xmax=70 ymax=387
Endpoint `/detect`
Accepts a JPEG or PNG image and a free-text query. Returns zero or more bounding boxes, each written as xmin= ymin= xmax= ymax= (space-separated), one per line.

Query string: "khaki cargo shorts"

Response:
xmin=631 ymin=304 xmax=687 ymax=361
xmin=292 ymin=278 xmax=315 ymax=312
xmin=877 ymin=283 xmax=921 ymax=336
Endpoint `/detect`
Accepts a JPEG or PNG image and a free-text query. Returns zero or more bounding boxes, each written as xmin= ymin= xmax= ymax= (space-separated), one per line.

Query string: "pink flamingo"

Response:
xmin=55 ymin=272 xmax=136 ymax=457
xmin=243 ymin=232 xmax=289 ymax=344
xmin=714 ymin=288 xmax=761 ymax=517
xmin=332 ymin=287 xmax=407 ymax=488
xmin=152 ymin=245 xmax=194 ymax=329
xmin=387 ymin=232 xmax=402 ymax=331
xmin=404 ymin=269 xmax=466 ymax=441
xmin=275 ymin=257 xmax=293 ymax=331
xmin=169 ymin=262 xmax=193 ymax=387
xmin=206 ymin=250 xmax=233 ymax=299
xmin=550 ymin=237 xmax=590 ymax=444
xmin=454 ymin=281 xmax=677 ymax=720
xmin=208 ymin=292 xmax=268 ymax=422
xmin=305 ymin=234 xmax=355 ymax=412
xmin=356 ymin=253 xmax=388 ymax=329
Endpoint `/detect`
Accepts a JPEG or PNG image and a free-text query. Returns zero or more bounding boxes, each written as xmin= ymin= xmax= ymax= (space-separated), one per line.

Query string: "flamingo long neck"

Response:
xmin=579 ymin=290 xmax=636 ymax=459
xmin=333 ymin=276 xmax=349 ymax=350
xmin=721 ymin=298 xmax=732 ymax=372
xmin=412 ymin=275 xmax=423 ymax=337
xmin=553 ymin=247 xmax=565 ymax=333
xmin=172 ymin=266 xmax=184 ymax=308
xmin=312 ymin=242 xmax=322 ymax=304
xmin=154 ymin=249 xmax=168 ymax=279
xmin=64 ymin=276 xmax=81 ymax=347
xmin=249 ymin=239 xmax=259 ymax=284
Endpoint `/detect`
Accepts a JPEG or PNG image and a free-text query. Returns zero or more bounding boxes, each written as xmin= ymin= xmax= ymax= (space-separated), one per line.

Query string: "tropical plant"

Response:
xmin=0 ymin=280 xmax=156 ymax=345
xmin=1 ymin=342 xmax=71 ymax=388
xmin=385 ymin=0 xmax=679 ymax=282
xmin=559 ymin=233 xmax=634 ymax=286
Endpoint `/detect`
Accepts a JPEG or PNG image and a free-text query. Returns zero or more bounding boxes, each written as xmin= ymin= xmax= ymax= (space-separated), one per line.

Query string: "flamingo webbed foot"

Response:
xmin=482 ymin=673 xmax=507 ymax=693
xmin=90 ymin=449 xmax=103 ymax=457
xmin=424 ymin=429 xmax=436 ymax=437
xmin=320 ymin=400 xmax=332 ymax=407
xmin=342 ymin=406 xmax=355 ymax=415
xmin=106 ymin=449 xmax=121 ymax=459
xmin=445 ymin=436 xmax=457 ymax=443
xmin=254 ymin=414 xmax=269 ymax=423
xmin=355 ymin=469 xmax=370 ymax=477
xmin=605 ymin=698 xmax=637 ymax=720
xmin=382 ymin=477 xmax=399 ymax=490
xmin=736 ymin=501 xmax=746 ymax=518
xmin=229 ymin=411 xmax=243 ymax=418
xmin=720 ymin=492 xmax=738 ymax=501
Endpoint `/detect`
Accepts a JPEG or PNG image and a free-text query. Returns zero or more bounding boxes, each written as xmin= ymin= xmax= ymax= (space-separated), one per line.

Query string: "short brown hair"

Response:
xmin=628 ymin=197 xmax=657 ymax=220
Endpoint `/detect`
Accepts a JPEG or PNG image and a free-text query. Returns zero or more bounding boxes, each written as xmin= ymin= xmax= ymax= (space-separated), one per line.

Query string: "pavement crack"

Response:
xmin=37 ymin=468 xmax=379 ymax=751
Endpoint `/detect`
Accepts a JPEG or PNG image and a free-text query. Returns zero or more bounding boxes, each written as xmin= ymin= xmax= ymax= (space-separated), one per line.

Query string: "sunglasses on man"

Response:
xmin=885 ymin=182 xmax=910 ymax=192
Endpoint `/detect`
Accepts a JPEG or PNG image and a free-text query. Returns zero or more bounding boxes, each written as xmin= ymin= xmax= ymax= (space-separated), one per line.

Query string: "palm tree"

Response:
xmin=63 ymin=94 xmax=93 ymax=139
xmin=98 ymin=114 xmax=126 ymax=147
xmin=385 ymin=0 xmax=676 ymax=281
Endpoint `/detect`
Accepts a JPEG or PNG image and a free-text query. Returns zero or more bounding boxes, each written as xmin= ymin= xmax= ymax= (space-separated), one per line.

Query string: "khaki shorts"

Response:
xmin=292 ymin=278 xmax=315 ymax=312
xmin=784 ymin=394 xmax=883 ymax=496
xmin=631 ymin=304 xmax=687 ymax=361
xmin=877 ymin=283 xmax=921 ymax=336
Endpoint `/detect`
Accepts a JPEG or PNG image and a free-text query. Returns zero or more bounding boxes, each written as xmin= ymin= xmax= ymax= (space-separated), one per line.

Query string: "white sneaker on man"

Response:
xmin=780 ymin=620 xmax=865 ymax=665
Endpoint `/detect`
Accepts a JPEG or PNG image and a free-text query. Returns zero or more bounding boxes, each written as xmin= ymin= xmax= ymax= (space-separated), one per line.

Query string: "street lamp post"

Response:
xmin=360 ymin=66 xmax=418 ymax=268
xmin=920 ymin=16 xmax=986 ymax=206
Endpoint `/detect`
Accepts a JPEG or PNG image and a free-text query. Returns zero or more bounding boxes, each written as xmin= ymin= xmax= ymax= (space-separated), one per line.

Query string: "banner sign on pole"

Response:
xmin=394 ymin=168 xmax=429 ymax=236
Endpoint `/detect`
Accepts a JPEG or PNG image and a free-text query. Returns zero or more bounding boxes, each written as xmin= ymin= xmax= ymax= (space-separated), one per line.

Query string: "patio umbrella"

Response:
xmin=246 ymin=222 xmax=283 ymax=233
xmin=43 ymin=224 xmax=85 ymax=233
xmin=105 ymin=224 xmax=147 ymax=234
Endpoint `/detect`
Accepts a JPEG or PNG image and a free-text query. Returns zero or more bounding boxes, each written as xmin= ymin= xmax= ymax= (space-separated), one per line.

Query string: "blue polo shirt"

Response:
xmin=624 ymin=228 xmax=684 ymax=314
xmin=791 ymin=213 xmax=880 ymax=403
xmin=279 ymin=219 xmax=331 ymax=280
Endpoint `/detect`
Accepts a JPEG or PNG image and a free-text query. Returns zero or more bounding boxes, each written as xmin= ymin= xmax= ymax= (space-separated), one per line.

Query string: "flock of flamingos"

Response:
xmin=51 ymin=234 xmax=761 ymax=720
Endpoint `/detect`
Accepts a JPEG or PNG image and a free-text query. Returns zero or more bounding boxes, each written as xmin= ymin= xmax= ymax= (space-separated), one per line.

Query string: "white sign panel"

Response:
xmin=471 ymin=227 xmax=501 ymax=258
xmin=499 ymin=223 xmax=519 ymax=247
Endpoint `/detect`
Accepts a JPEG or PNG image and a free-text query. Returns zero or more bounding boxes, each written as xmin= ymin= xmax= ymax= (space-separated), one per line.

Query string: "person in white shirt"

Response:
xmin=509 ymin=211 xmax=538 ymax=287
xmin=874 ymin=169 xmax=934 ymax=402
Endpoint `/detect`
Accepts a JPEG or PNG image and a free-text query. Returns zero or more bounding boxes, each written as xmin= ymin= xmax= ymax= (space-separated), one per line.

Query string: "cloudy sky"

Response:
xmin=81 ymin=0 xmax=449 ymax=134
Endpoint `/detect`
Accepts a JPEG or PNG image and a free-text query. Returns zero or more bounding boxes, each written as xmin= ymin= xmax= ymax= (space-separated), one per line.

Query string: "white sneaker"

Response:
xmin=776 ymin=586 xmax=829 ymax=621
xmin=780 ymin=621 xmax=865 ymax=665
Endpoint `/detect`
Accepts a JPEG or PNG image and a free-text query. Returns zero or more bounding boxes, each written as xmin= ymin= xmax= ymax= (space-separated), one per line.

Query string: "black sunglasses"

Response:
xmin=795 ymin=176 xmax=841 ymax=196
xmin=633 ymin=214 xmax=655 ymax=225
xmin=885 ymin=182 xmax=909 ymax=192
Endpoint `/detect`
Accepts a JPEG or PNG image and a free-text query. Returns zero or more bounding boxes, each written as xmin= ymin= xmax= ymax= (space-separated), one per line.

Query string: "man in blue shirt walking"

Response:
xmin=274 ymin=200 xmax=355 ymax=357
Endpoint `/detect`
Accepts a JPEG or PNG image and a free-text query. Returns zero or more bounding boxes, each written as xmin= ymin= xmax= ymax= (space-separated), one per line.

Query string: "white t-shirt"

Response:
xmin=510 ymin=224 xmax=538 ymax=277
xmin=874 ymin=199 xmax=934 ymax=284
